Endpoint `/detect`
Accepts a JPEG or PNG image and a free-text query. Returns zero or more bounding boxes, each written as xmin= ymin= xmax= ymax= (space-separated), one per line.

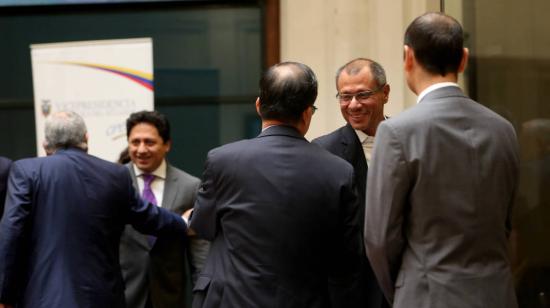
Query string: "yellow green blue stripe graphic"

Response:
xmin=59 ymin=61 xmax=153 ymax=91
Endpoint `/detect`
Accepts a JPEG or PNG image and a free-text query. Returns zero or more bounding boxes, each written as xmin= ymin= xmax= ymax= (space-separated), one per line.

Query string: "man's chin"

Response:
xmin=349 ymin=120 xmax=369 ymax=132
xmin=135 ymin=162 xmax=152 ymax=172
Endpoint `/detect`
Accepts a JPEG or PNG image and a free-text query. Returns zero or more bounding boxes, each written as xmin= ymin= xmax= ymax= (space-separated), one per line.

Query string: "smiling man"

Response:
xmin=119 ymin=110 xmax=207 ymax=308
xmin=313 ymin=58 xmax=390 ymax=308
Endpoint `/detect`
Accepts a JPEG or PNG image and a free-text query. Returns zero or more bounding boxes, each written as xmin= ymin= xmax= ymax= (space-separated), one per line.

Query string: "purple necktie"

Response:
xmin=142 ymin=173 xmax=157 ymax=206
xmin=142 ymin=173 xmax=157 ymax=246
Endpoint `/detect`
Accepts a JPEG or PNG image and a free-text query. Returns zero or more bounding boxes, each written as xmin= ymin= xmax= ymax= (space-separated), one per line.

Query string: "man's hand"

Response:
xmin=183 ymin=208 xmax=196 ymax=236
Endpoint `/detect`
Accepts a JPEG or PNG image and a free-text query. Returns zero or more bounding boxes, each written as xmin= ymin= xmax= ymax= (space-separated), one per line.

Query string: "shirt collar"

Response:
xmin=354 ymin=129 xmax=375 ymax=144
xmin=133 ymin=159 xmax=167 ymax=180
xmin=352 ymin=115 xmax=387 ymax=141
xmin=417 ymin=82 xmax=460 ymax=104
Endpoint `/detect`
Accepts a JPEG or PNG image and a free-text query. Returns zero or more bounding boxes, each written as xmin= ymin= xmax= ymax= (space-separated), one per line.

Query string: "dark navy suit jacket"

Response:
xmin=0 ymin=148 xmax=187 ymax=308
xmin=313 ymin=123 xmax=388 ymax=308
xmin=190 ymin=125 xmax=364 ymax=308
xmin=0 ymin=156 xmax=12 ymax=220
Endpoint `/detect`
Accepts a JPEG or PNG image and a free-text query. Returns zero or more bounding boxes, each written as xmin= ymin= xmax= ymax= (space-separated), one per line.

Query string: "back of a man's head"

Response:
xmin=404 ymin=12 xmax=464 ymax=76
xmin=258 ymin=61 xmax=317 ymax=124
xmin=44 ymin=111 xmax=88 ymax=153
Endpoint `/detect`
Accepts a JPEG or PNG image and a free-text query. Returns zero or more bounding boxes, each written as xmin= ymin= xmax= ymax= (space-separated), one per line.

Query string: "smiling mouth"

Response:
xmin=350 ymin=112 xmax=370 ymax=118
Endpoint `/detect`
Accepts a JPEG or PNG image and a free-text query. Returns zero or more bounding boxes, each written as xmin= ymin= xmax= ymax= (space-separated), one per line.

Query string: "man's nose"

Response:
xmin=348 ymin=96 xmax=362 ymax=109
xmin=137 ymin=142 xmax=147 ymax=152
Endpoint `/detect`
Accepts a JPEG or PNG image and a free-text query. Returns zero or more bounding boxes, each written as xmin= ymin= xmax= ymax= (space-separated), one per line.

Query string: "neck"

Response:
xmin=262 ymin=119 xmax=289 ymax=130
xmin=363 ymin=114 xmax=384 ymax=136
xmin=262 ymin=119 xmax=307 ymax=136
xmin=412 ymin=69 xmax=458 ymax=95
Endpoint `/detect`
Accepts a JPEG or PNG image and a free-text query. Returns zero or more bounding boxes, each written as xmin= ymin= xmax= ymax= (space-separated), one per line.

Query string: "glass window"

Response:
xmin=0 ymin=2 xmax=263 ymax=177
xmin=445 ymin=1 xmax=550 ymax=307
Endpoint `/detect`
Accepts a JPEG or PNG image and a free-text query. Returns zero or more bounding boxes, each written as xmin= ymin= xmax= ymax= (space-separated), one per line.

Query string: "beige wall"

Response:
xmin=280 ymin=0 xmax=440 ymax=140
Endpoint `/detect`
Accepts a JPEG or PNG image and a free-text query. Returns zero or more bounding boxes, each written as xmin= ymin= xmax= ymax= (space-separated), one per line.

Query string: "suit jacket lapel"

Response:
xmin=127 ymin=163 xmax=139 ymax=190
xmin=162 ymin=164 xmax=178 ymax=210
xmin=126 ymin=162 xmax=151 ymax=250
xmin=342 ymin=124 xmax=368 ymax=199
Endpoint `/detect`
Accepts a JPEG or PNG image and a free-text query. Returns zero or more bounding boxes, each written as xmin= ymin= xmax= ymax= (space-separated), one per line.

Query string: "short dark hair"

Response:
xmin=335 ymin=58 xmax=387 ymax=89
xmin=126 ymin=110 xmax=171 ymax=143
xmin=404 ymin=12 xmax=464 ymax=76
xmin=258 ymin=61 xmax=318 ymax=123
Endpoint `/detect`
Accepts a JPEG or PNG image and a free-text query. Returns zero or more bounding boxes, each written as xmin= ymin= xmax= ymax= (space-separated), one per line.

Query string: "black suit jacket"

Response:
xmin=313 ymin=123 xmax=388 ymax=308
xmin=190 ymin=125 xmax=364 ymax=308
xmin=0 ymin=156 xmax=12 ymax=220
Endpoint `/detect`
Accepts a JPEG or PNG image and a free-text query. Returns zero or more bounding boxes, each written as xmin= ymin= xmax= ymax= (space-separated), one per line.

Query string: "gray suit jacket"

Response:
xmin=119 ymin=162 xmax=206 ymax=308
xmin=364 ymin=86 xmax=520 ymax=308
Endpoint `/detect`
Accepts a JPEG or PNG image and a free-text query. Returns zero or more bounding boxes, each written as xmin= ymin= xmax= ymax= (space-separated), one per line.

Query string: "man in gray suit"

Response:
xmin=119 ymin=110 xmax=208 ymax=308
xmin=364 ymin=12 xmax=520 ymax=308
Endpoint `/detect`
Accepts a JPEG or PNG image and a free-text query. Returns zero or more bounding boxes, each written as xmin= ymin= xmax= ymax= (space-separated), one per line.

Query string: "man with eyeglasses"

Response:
xmin=189 ymin=61 xmax=364 ymax=308
xmin=313 ymin=57 xmax=390 ymax=308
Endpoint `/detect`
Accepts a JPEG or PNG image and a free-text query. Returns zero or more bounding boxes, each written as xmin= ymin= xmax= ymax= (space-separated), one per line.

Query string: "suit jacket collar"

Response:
xmin=54 ymin=147 xmax=87 ymax=156
xmin=420 ymin=85 xmax=467 ymax=103
xmin=340 ymin=123 xmax=361 ymax=162
xmin=258 ymin=125 xmax=306 ymax=140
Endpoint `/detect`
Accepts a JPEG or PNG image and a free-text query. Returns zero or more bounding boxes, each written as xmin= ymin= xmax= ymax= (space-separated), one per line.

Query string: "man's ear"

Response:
xmin=297 ymin=105 xmax=313 ymax=136
xmin=255 ymin=97 xmax=261 ymax=116
xmin=404 ymin=45 xmax=414 ymax=73
xmin=382 ymin=84 xmax=390 ymax=104
xmin=458 ymin=47 xmax=469 ymax=73
xmin=42 ymin=140 xmax=51 ymax=155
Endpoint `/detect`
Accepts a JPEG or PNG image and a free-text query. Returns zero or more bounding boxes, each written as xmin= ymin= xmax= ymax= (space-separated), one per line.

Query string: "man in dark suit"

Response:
xmin=364 ymin=12 xmax=520 ymax=308
xmin=0 ymin=156 xmax=11 ymax=220
xmin=120 ymin=110 xmax=207 ymax=308
xmin=190 ymin=61 xmax=364 ymax=308
xmin=0 ymin=111 xmax=188 ymax=308
xmin=312 ymin=58 xmax=390 ymax=308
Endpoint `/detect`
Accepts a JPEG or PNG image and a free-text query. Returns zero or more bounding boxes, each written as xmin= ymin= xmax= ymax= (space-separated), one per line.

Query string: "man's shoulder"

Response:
xmin=206 ymin=138 xmax=254 ymax=160
xmin=166 ymin=163 xmax=200 ymax=185
xmin=312 ymin=125 xmax=349 ymax=145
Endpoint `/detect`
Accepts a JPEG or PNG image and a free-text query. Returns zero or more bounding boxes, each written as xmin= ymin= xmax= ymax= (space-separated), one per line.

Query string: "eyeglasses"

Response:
xmin=336 ymin=84 xmax=385 ymax=105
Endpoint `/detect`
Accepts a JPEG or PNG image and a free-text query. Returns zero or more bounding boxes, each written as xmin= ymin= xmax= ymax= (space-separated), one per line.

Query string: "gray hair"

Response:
xmin=335 ymin=58 xmax=387 ymax=89
xmin=44 ymin=111 xmax=88 ymax=153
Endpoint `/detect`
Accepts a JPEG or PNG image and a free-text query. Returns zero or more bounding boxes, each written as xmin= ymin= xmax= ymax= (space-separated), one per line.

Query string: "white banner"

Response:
xmin=31 ymin=38 xmax=154 ymax=161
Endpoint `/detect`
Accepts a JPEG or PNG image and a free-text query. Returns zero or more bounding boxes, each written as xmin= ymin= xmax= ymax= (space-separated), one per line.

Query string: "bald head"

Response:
xmin=258 ymin=61 xmax=318 ymax=123
xmin=404 ymin=12 xmax=464 ymax=76
xmin=335 ymin=58 xmax=386 ymax=90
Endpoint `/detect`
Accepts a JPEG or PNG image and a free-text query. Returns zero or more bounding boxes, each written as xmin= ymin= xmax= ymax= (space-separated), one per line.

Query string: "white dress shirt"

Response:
xmin=133 ymin=159 xmax=167 ymax=207
xmin=355 ymin=129 xmax=375 ymax=167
